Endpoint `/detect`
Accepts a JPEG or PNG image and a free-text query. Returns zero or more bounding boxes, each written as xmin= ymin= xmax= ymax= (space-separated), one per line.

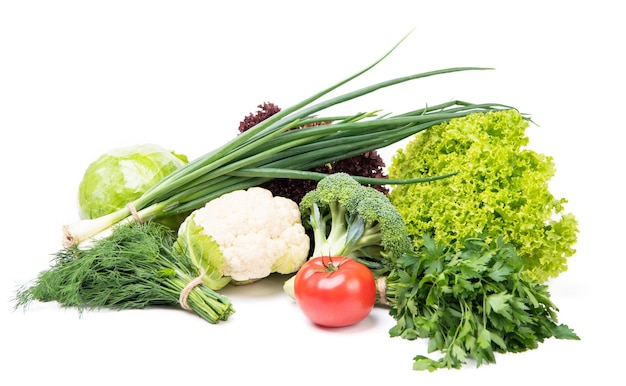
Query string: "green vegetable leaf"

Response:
xmin=487 ymin=291 xmax=513 ymax=319
xmin=451 ymin=344 xmax=468 ymax=363
xmin=553 ymin=324 xmax=581 ymax=340
xmin=477 ymin=328 xmax=492 ymax=349
xmin=174 ymin=216 xmax=232 ymax=290
xmin=412 ymin=355 xmax=441 ymax=372
xmin=488 ymin=260 xmax=513 ymax=282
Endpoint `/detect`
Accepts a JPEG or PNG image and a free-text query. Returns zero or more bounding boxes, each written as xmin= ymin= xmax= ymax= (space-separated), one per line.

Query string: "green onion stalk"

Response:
xmin=64 ymin=33 xmax=517 ymax=247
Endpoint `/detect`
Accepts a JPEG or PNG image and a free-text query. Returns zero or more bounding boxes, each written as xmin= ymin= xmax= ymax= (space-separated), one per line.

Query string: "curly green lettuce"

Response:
xmin=388 ymin=109 xmax=578 ymax=282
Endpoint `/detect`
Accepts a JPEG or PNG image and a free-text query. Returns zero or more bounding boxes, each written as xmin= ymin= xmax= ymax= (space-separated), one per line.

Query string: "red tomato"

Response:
xmin=294 ymin=256 xmax=376 ymax=327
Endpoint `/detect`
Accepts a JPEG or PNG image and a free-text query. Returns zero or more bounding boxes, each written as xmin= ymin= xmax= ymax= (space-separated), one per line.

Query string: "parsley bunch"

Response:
xmin=385 ymin=234 xmax=579 ymax=371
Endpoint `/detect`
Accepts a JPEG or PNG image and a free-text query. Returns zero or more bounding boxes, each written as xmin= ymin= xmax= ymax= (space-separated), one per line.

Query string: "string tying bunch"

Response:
xmin=127 ymin=202 xmax=144 ymax=224
xmin=376 ymin=277 xmax=390 ymax=306
xmin=179 ymin=267 xmax=207 ymax=311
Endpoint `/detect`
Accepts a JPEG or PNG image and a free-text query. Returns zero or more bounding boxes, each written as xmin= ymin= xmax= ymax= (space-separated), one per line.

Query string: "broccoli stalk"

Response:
xmin=309 ymin=201 xmax=365 ymax=255
xmin=308 ymin=200 xmax=386 ymax=271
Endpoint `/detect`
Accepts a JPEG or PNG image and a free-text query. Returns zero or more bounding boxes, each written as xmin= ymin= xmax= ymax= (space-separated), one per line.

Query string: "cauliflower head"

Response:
xmin=175 ymin=187 xmax=310 ymax=290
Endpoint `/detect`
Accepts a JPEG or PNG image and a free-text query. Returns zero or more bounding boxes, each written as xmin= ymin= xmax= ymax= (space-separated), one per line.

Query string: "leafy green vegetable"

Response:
xmin=388 ymin=109 xmax=578 ymax=282
xmin=14 ymin=221 xmax=234 ymax=324
xmin=63 ymin=31 xmax=516 ymax=247
xmin=78 ymin=143 xmax=189 ymax=228
xmin=385 ymin=234 xmax=579 ymax=371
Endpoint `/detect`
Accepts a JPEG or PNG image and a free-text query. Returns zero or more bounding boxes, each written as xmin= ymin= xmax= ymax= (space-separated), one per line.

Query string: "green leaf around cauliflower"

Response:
xmin=174 ymin=216 xmax=232 ymax=291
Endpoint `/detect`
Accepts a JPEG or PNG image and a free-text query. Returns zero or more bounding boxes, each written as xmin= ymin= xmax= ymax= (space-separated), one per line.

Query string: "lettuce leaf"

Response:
xmin=388 ymin=109 xmax=578 ymax=282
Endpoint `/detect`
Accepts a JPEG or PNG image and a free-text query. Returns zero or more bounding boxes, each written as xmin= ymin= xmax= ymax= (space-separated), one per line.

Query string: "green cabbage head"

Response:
xmin=78 ymin=144 xmax=188 ymax=221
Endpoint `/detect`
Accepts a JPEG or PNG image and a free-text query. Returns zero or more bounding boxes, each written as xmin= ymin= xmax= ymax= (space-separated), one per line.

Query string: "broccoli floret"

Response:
xmin=299 ymin=173 xmax=413 ymax=276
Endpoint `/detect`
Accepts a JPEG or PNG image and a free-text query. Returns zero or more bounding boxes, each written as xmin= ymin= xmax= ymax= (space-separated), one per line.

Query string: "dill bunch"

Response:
xmin=14 ymin=221 xmax=234 ymax=324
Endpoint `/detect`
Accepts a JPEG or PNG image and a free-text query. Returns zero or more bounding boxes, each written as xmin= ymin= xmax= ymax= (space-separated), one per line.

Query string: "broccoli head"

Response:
xmin=299 ymin=173 xmax=413 ymax=276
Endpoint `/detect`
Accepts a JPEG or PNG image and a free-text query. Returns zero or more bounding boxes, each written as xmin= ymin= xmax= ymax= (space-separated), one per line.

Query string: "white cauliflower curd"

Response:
xmin=175 ymin=187 xmax=310 ymax=290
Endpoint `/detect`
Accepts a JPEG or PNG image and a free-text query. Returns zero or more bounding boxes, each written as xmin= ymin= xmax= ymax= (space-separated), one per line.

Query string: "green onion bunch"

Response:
xmin=64 ymin=33 xmax=515 ymax=247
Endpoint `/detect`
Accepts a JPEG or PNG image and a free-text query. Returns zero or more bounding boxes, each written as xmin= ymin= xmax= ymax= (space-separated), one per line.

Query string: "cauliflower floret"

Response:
xmin=177 ymin=187 xmax=310 ymax=286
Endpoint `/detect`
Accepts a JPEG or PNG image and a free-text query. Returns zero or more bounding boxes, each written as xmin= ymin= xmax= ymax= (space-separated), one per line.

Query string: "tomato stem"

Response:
xmin=320 ymin=256 xmax=349 ymax=273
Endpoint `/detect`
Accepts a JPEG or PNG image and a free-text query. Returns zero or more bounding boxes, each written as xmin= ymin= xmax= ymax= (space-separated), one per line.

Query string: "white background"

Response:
xmin=1 ymin=1 xmax=624 ymax=384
